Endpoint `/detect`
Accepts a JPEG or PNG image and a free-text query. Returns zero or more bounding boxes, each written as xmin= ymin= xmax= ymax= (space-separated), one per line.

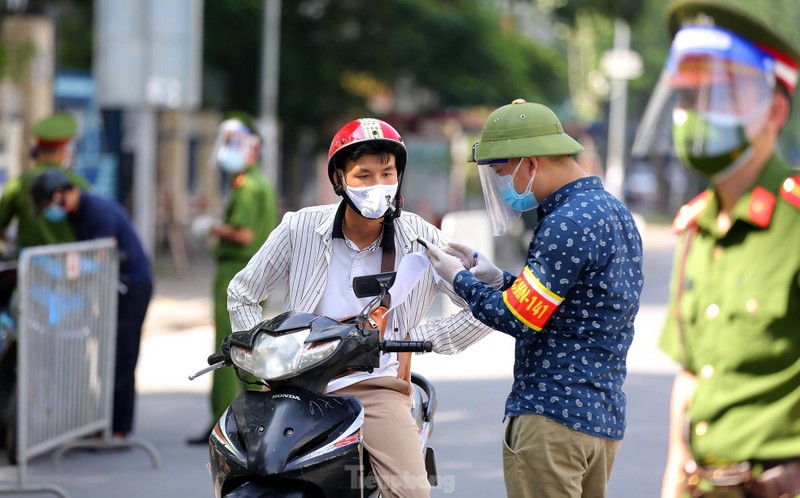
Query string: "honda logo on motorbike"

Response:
xmin=273 ymin=393 xmax=301 ymax=401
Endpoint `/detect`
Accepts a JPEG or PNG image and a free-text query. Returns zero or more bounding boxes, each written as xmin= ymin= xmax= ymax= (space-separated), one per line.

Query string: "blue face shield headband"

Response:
xmin=666 ymin=25 xmax=775 ymax=82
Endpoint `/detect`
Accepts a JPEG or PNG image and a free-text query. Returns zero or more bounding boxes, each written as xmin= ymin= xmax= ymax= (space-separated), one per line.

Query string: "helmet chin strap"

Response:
xmin=384 ymin=172 xmax=404 ymax=224
xmin=334 ymin=170 xmax=366 ymax=217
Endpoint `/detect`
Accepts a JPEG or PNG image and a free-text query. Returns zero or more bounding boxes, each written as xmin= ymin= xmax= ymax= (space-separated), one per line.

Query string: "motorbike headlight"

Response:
xmin=230 ymin=330 xmax=340 ymax=380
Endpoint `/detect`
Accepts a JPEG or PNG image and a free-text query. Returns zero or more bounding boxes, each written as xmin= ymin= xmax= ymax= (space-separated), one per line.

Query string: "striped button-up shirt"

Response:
xmin=227 ymin=202 xmax=494 ymax=356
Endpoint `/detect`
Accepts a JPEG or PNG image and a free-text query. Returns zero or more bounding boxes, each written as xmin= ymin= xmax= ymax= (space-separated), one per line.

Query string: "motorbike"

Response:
xmin=0 ymin=258 xmax=18 ymax=464
xmin=190 ymin=271 xmax=439 ymax=497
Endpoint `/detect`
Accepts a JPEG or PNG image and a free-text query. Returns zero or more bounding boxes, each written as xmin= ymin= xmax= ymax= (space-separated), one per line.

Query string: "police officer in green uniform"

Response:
xmin=634 ymin=1 xmax=800 ymax=496
xmin=0 ymin=111 xmax=91 ymax=250
xmin=187 ymin=114 xmax=278 ymax=445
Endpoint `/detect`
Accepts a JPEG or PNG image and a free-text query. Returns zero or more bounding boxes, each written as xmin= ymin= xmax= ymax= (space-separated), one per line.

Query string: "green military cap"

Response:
xmin=31 ymin=111 xmax=78 ymax=147
xmin=665 ymin=0 xmax=800 ymax=70
xmin=471 ymin=98 xmax=584 ymax=163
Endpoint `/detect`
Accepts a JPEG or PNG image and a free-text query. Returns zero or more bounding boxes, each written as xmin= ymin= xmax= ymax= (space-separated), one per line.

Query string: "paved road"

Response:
xmin=0 ymin=223 xmax=679 ymax=497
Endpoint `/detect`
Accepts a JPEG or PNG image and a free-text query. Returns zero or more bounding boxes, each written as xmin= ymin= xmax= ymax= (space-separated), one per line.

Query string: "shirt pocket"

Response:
xmin=726 ymin=281 xmax=792 ymax=366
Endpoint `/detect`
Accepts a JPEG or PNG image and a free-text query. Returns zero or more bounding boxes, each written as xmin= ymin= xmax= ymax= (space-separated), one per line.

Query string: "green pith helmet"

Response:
xmin=471 ymin=99 xmax=583 ymax=163
xmin=665 ymin=0 xmax=800 ymax=65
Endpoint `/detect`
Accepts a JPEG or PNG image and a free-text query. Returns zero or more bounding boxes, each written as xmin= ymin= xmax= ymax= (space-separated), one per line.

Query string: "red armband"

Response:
xmin=502 ymin=266 xmax=563 ymax=331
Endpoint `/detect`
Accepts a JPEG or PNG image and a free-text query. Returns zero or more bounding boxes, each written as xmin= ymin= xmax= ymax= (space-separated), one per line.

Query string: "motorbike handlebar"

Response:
xmin=207 ymin=352 xmax=226 ymax=365
xmin=381 ymin=340 xmax=433 ymax=353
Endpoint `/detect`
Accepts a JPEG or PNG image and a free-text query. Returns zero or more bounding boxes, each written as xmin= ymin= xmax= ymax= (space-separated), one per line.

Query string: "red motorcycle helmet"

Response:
xmin=326 ymin=118 xmax=407 ymax=187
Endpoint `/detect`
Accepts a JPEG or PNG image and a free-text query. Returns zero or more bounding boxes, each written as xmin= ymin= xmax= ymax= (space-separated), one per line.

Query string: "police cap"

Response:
xmin=31 ymin=112 xmax=78 ymax=148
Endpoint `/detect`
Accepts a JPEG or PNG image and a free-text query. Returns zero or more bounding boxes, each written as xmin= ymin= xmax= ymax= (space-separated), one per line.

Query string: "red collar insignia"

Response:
xmin=232 ymin=173 xmax=247 ymax=189
xmin=748 ymin=186 xmax=776 ymax=228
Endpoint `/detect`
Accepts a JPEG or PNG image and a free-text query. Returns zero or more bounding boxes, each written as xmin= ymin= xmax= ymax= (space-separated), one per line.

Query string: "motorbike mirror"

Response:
xmin=352 ymin=272 xmax=397 ymax=298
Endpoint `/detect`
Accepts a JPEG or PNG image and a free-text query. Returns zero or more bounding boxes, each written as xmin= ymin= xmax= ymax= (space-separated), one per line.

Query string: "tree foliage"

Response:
xmin=204 ymin=0 xmax=569 ymax=157
xmin=546 ymin=0 xmax=645 ymax=26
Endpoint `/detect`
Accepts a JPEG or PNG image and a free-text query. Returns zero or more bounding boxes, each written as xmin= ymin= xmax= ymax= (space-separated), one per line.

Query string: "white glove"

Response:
xmin=444 ymin=242 xmax=505 ymax=289
xmin=190 ymin=214 xmax=216 ymax=239
xmin=420 ymin=238 xmax=467 ymax=284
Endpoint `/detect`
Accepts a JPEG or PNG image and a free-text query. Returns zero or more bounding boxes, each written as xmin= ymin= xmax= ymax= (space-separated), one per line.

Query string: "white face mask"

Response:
xmin=344 ymin=180 xmax=398 ymax=219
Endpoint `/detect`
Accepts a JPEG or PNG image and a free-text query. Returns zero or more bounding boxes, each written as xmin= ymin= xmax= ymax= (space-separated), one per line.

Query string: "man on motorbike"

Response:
xmin=227 ymin=118 xmax=495 ymax=498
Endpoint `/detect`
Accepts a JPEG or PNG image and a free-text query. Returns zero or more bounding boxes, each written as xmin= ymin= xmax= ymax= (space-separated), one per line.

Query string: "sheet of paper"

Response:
xmin=386 ymin=251 xmax=439 ymax=313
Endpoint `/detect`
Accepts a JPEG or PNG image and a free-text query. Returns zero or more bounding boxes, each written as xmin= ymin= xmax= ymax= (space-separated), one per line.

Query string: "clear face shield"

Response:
xmin=632 ymin=25 xmax=776 ymax=180
xmin=209 ymin=119 xmax=260 ymax=174
xmin=472 ymin=143 xmax=522 ymax=236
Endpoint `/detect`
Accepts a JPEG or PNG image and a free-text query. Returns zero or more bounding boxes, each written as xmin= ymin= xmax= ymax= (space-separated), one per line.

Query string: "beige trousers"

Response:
xmin=332 ymin=376 xmax=431 ymax=498
xmin=503 ymin=413 xmax=621 ymax=498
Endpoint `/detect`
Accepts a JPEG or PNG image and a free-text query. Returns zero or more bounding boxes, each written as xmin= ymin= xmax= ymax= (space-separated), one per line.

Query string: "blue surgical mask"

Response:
xmin=43 ymin=205 xmax=67 ymax=222
xmin=498 ymin=158 xmax=538 ymax=211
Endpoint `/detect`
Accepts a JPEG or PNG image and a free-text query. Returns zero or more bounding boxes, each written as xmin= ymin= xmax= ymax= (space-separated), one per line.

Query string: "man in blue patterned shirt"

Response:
xmin=424 ymin=99 xmax=644 ymax=498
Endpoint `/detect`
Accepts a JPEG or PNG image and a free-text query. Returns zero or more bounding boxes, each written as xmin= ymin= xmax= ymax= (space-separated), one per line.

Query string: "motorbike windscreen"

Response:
xmin=632 ymin=25 xmax=776 ymax=166
xmin=476 ymin=158 xmax=522 ymax=237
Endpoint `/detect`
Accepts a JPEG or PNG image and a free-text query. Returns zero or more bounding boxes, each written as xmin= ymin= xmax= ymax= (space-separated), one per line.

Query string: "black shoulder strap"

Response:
xmin=380 ymin=244 xmax=394 ymax=309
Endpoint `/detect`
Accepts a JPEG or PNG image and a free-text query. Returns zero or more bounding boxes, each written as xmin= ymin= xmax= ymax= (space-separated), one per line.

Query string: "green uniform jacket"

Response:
xmin=660 ymin=155 xmax=800 ymax=465
xmin=213 ymin=166 xmax=277 ymax=263
xmin=0 ymin=163 xmax=92 ymax=250
xmin=209 ymin=165 xmax=277 ymax=421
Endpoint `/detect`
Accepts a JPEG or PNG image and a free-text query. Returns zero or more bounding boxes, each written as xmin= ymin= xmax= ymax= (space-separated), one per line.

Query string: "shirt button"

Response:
xmin=705 ymin=304 xmax=720 ymax=319
xmin=712 ymin=246 xmax=724 ymax=260
xmin=695 ymin=421 xmax=708 ymax=436
xmin=700 ymin=365 xmax=714 ymax=378
xmin=745 ymin=299 xmax=759 ymax=314
xmin=354 ymin=260 xmax=361 ymax=267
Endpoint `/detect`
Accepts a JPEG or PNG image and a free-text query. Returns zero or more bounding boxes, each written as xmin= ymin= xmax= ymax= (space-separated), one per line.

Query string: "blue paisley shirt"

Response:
xmin=454 ymin=176 xmax=643 ymax=440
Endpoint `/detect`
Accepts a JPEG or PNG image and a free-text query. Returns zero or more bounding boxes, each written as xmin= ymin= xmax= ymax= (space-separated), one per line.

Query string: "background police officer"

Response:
xmin=0 ymin=111 xmax=91 ymax=251
xmin=633 ymin=1 xmax=800 ymax=496
xmin=187 ymin=114 xmax=278 ymax=445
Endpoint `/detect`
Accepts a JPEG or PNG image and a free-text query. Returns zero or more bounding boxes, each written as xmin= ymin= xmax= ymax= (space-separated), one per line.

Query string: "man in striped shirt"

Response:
xmin=227 ymin=118 xmax=494 ymax=498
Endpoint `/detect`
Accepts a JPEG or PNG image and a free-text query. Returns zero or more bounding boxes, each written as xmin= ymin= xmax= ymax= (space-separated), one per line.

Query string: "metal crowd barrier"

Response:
xmin=0 ymin=239 xmax=158 ymax=498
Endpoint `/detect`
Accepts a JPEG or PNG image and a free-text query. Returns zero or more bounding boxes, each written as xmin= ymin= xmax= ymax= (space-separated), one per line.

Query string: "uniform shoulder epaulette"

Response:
xmin=779 ymin=174 xmax=800 ymax=210
xmin=673 ymin=190 xmax=712 ymax=233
